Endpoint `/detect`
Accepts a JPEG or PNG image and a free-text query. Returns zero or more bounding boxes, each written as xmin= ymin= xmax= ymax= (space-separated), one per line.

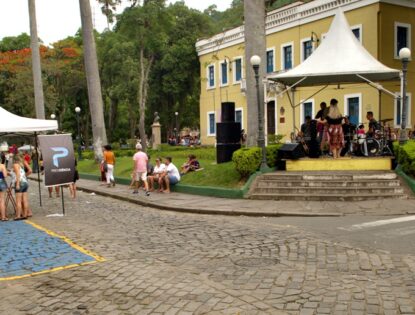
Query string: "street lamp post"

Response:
xmin=175 ymin=111 xmax=179 ymax=143
xmin=399 ymin=47 xmax=411 ymax=145
xmin=250 ymin=55 xmax=268 ymax=171
xmin=75 ymin=107 xmax=82 ymax=160
xmin=50 ymin=113 xmax=58 ymax=130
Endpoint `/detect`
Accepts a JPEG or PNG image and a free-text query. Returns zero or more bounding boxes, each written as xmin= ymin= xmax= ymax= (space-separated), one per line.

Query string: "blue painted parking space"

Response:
xmin=0 ymin=221 xmax=103 ymax=280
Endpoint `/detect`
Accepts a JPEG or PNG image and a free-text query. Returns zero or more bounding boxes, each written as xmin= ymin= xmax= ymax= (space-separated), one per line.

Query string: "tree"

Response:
xmin=244 ymin=0 xmax=266 ymax=146
xmin=79 ymin=0 xmax=108 ymax=159
xmin=28 ymin=0 xmax=45 ymax=119
xmin=0 ymin=33 xmax=31 ymax=52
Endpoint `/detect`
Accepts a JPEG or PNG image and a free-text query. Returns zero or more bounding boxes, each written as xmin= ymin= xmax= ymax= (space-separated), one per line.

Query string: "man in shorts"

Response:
xmin=160 ymin=156 xmax=180 ymax=193
xmin=132 ymin=143 xmax=150 ymax=196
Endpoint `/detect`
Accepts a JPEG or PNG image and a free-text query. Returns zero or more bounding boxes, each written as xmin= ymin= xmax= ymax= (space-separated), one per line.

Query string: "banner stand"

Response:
xmin=61 ymin=186 xmax=65 ymax=216
xmin=34 ymin=132 xmax=42 ymax=207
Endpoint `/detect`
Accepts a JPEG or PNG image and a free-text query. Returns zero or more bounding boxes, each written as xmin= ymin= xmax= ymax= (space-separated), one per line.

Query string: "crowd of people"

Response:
xmin=297 ymin=98 xmax=406 ymax=158
xmin=100 ymin=143 xmax=201 ymax=195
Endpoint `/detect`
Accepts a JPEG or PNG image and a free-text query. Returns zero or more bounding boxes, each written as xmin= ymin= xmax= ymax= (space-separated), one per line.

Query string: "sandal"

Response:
xmin=14 ymin=217 xmax=24 ymax=221
xmin=1 ymin=218 xmax=9 ymax=221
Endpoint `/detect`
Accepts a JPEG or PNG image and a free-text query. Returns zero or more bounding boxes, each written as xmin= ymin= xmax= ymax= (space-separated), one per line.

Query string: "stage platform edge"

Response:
xmin=285 ymin=157 xmax=393 ymax=171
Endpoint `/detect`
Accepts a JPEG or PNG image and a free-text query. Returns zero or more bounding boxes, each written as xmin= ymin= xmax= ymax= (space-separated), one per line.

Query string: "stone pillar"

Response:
xmin=152 ymin=122 xmax=161 ymax=150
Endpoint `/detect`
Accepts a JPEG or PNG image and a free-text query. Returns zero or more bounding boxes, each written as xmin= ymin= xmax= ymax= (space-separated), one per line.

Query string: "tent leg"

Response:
xmin=379 ymin=90 xmax=382 ymax=122
xmin=34 ymin=132 xmax=42 ymax=207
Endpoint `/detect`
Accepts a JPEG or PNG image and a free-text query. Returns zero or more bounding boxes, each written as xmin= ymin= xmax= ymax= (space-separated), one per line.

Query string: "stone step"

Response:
xmin=252 ymin=186 xmax=405 ymax=195
xmin=261 ymin=173 xmax=398 ymax=181
xmin=250 ymin=193 xmax=407 ymax=201
xmin=256 ymin=180 xmax=402 ymax=188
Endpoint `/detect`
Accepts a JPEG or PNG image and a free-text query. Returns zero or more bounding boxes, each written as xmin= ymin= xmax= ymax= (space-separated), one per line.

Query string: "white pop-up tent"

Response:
xmin=268 ymin=9 xmax=402 ymax=135
xmin=0 ymin=106 xmax=58 ymax=133
xmin=0 ymin=106 xmax=58 ymax=207
xmin=269 ymin=9 xmax=401 ymax=87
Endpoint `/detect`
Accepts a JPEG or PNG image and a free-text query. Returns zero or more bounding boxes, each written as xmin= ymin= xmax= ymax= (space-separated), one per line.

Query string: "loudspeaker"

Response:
xmin=278 ymin=143 xmax=306 ymax=160
xmin=216 ymin=122 xmax=241 ymax=143
xmin=217 ymin=143 xmax=241 ymax=164
xmin=221 ymin=102 xmax=235 ymax=123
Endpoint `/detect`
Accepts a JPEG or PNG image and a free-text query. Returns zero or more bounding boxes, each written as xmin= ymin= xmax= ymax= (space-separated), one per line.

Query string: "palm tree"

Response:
xmin=28 ymin=0 xmax=45 ymax=119
xmin=79 ymin=0 xmax=108 ymax=159
xmin=244 ymin=0 xmax=266 ymax=146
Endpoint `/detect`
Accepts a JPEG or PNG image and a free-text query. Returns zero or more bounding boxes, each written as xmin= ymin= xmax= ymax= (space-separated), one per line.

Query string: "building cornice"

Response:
xmin=196 ymin=0 xmax=413 ymax=57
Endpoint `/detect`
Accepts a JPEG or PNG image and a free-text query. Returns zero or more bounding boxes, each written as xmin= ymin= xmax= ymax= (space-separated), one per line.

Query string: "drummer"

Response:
xmin=366 ymin=111 xmax=380 ymax=137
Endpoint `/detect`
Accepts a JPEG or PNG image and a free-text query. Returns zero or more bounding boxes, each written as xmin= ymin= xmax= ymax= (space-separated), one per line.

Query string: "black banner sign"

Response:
xmin=38 ymin=134 xmax=75 ymax=187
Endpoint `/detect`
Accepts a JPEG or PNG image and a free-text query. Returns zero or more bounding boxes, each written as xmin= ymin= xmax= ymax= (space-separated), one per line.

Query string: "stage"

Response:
xmin=285 ymin=156 xmax=393 ymax=171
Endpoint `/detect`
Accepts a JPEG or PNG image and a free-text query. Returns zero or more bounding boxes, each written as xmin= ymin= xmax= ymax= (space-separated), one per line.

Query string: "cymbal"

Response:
xmin=379 ymin=118 xmax=393 ymax=123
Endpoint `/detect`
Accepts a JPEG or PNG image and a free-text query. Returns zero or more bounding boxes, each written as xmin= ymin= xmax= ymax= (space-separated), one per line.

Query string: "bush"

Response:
xmin=111 ymin=142 xmax=121 ymax=150
xmin=232 ymin=144 xmax=282 ymax=177
xmin=232 ymin=147 xmax=261 ymax=178
xmin=396 ymin=140 xmax=415 ymax=177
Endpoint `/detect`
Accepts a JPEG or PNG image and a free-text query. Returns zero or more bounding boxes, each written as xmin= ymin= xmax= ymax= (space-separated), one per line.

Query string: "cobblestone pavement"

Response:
xmin=0 ymin=189 xmax=414 ymax=315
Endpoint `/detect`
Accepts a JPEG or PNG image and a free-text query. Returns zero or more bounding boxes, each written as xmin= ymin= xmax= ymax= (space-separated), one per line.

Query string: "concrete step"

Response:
xmin=250 ymin=193 xmax=407 ymax=201
xmin=256 ymin=180 xmax=402 ymax=188
xmin=252 ymin=186 xmax=405 ymax=195
xmin=261 ymin=172 xmax=398 ymax=181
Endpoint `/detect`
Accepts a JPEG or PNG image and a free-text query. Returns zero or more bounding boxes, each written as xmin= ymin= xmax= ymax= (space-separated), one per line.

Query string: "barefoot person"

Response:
xmin=0 ymin=162 xmax=8 ymax=221
xmin=160 ymin=157 xmax=180 ymax=193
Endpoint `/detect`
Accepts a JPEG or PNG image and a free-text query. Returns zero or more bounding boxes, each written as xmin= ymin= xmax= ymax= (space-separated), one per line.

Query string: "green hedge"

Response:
xmin=232 ymin=144 xmax=282 ymax=178
xmin=394 ymin=140 xmax=415 ymax=177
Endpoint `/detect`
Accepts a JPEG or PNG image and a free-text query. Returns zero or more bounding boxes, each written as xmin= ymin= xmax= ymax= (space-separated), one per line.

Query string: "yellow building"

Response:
xmin=196 ymin=0 xmax=415 ymax=145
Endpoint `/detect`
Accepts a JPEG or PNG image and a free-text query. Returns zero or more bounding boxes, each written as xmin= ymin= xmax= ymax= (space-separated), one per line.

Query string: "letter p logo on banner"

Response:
xmin=51 ymin=147 xmax=69 ymax=167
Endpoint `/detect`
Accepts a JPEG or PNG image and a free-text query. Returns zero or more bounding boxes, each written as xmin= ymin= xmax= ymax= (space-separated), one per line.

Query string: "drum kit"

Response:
xmin=344 ymin=118 xmax=394 ymax=157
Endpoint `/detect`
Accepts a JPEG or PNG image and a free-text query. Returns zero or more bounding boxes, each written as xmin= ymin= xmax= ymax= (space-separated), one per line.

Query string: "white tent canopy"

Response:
xmin=269 ymin=9 xmax=401 ymax=86
xmin=0 ymin=106 xmax=58 ymax=133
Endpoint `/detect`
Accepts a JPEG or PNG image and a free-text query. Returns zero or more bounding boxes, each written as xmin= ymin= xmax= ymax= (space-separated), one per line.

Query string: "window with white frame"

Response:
xmin=266 ymin=49 xmax=274 ymax=73
xmin=207 ymin=112 xmax=216 ymax=136
xmin=344 ymin=94 xmax=362 ymax=127
xmin=395 ymin=22 xmax=411 ymax=58
xmin=351 ymin=24 xmax=362 ymax=43
xmin=301 ymin=39 xmax=313 ymax=61
xmin=233 ymin=57 xmax=242 ymax=83
xmin=220 ymin=61 xmax=228 ymax=86
xmin=394 ymin=93 xmax=412 ymax=127
xmin=281 ymin=43 xmax=293 ymax=70
xmin=300 ymin=100 xmax=314 ymax=124
xmin=207 ymin=64 xmax=215 ymax=88
xmin=235 ymin=108 xmax=243 ymax=129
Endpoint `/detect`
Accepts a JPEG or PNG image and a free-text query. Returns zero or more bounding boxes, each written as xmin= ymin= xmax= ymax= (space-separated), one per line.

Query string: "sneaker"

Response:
xmin=132 ymin=190 xmax=138 ymax=194
xmin=145 ymin=191 xmax=150 ymax=196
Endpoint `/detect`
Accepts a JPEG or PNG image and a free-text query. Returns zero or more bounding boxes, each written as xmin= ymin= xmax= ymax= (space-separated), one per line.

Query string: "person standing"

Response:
xmin=103 ymin=145 xmax=116 ymax=187
xmin=12 ymin=154 xmax=32 ymax=220
xmin=321 ymin=98 xmax=344 ymax=159
xmin=0 ymin=162 xmax=8 ymax=221
xmin=315 ymin=102 xmax=328 ymax=145
xmin=132 ymin=143 xmax=150 ymax=196
xmin=160 ymin=157 xmax=180 ymax=193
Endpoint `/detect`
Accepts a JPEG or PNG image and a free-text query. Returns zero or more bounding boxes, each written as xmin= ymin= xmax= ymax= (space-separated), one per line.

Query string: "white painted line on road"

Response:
xmin=338 ymin=215 xmax=415 ymax=232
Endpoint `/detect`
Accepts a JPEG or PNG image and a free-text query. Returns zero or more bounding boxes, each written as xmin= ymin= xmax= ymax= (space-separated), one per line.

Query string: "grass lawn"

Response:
xmin=77 ymin=146 xmax=245 ymax=188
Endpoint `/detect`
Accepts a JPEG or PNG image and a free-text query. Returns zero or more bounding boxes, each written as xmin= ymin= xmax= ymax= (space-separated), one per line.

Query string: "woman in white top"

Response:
xmin=148 ymin=157 xmax=166 ymax=192
xmin=12 ymin=154 xmax=32 ymax=220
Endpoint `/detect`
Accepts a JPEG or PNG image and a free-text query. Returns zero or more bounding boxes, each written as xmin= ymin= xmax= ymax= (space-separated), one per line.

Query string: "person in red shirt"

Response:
xmin=23 ymin=151 xmax=31 ymax=165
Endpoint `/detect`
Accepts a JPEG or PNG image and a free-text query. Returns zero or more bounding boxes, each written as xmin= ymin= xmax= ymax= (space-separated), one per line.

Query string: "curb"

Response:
xmin=395 ymin=165 xmax=415 ymax=195
xmin=76 ymin=184 xmax=341 ymax=218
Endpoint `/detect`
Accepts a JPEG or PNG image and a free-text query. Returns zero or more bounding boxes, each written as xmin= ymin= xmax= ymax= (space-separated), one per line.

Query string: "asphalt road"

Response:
xmin=256 ymin=215 xmax=415 ymax=256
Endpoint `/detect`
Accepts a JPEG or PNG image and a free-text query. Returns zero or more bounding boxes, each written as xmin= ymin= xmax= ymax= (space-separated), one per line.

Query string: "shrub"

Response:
xmin=111 ymin=142 xmax=121 ymax=150
xmin=397 ymin=140 xmax=415 ymax=176
xmin=232 ymin=147 xmax=261 ymax=178
xmin=266 ymin=144 xmax=282 ymax=167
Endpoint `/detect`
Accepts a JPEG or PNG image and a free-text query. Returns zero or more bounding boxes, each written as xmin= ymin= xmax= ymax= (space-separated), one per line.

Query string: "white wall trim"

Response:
xmin=300 ymin=99 xmax=315 ymax=125
xmin=394 ymin=21 xmax=412 ymax=59
xmin=281 ymin=41 xmax=294 ymax=70
xmin=394 ymin=92 xmax=412 ymax=128
xmin=232 ymin=56 xmax=244 ymax=85
xmin=300 ymin=37 xmax=312 ymax=62
xmin=344 ymin=93 xmax=363 ymax=125
xmin=206 ymin=63 xmax=216 ymax=90
xmin=350 ymin=24 xmax=363 ymax=43
xmin=219 ymin=60 xmax=229 ymax=87
xmin=235 ymin=107 xmax=244 ymax=130
xmin=207 ymin=111 xmax=216 ymax=136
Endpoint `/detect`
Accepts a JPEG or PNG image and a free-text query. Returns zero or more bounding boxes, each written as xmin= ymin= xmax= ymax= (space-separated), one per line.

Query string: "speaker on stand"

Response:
xmin=216 ymin=102 xmax=241 ymax=163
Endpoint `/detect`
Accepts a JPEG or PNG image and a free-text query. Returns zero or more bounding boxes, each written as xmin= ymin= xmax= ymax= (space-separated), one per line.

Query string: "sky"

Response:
xmin=0 ymin=0 xmax=233 ymax=46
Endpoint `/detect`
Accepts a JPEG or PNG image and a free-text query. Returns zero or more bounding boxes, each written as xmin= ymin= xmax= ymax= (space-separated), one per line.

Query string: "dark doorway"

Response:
xmin=267 ymin=101 xmax=276 ymax=135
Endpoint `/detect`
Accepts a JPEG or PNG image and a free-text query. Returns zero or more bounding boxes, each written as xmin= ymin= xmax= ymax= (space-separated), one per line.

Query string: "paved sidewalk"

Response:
xmin=75 ymin=178 xmax=415 ymax=217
